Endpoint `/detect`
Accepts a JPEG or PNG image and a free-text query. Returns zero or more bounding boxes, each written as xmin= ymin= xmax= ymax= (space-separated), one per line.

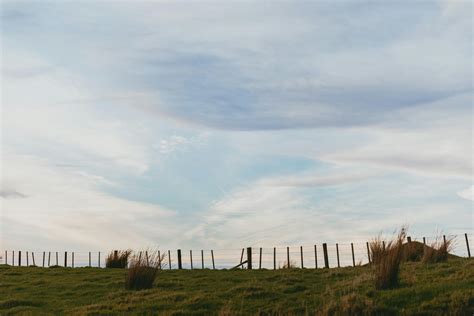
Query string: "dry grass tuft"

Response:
xmin=125 ymin=250 xmax=164 ymax=291
xmin=422 ymin=236 xmax=453 ymax=264
xmin=279 ymin=260 xmax=297 ymax=269
xmin=105 ymin=250 xmax=132 ymax=268
xmin=370 ymin=227 xmax=407 ymax=290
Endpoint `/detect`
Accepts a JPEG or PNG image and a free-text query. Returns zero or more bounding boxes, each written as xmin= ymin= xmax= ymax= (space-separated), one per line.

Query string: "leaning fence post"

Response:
xmin=18 ymin=251 xmax=21 ymax=266
xmin=201 ymin=250 xmax=204 ymax=269
xmin=190 ymin=250 xmax=193 ymax=269
xmin=465 ymin=233 xmax=471 ymax=258
xmin=336 ymin=244 xmax=340 ymax=268
xmin=351 ymin=243 xmax=355 ymax=267
xmin=64 ymin=252 xmax=67 ymax=267
xmin=314 ymin=245 xmax=318 ymax=269
xmin=259 ymin=248 xmax=262 ymax=269
xmin=273 ymin=247 xmax=276 ymax=270
xmin=286 ymin=247 xmax=290 ymax=268
xmin=247 ymin=247 xmax=252 ymax=270
xmin=211 ymin=250 xmax=215 ymax=269
xmin=366 ymin=242 xmax=371 ymax=264
xmin=239 ymin=248 xmax=244 ymax=269
xmin=32 ymin=252 xmax=35 ymax=266
xmin=177 ymin=249 xmax=182 ymax=269
xmin=322 ymin=243 xmax=329 ymax=268
xmin=300 ymin=246 xmax=304 ymax=269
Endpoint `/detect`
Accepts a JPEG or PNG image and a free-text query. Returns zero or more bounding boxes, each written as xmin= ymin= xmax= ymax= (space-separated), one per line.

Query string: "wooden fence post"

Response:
xmin=314 ymin=245 xmax=318 ymax=269
xmin=382 ymin=241 xmax=386 ymax=251
xmin=5 ymin=250 xmax=7 ymax=265
xmin=211 ymin=250 xmax=215 ymax=269
xmin=190 ymin=250 xmax=193 ymax=269
xmin=26 ymin=251 xmax=29 ymax=266
xmin=32 ymin=252 xmax=35 ymax=266
xmin=168 ymin=250 xmax=172 ymax=270
xmin=366 ymin=242 xmax=371 ymax=264
xmin=42 ymin=251 xmax=45 ymax=267
xmin=247 ymin=247 xmax=252 ymax=270
xmin=300 ymin=246 xmax=304 ymax=269
xmin=64 ymin=252 xmax=67 ymax=267
xmin=259 ymin=248 xmax=262 ymax=269
xmin=201 ymin=250 xmax=204 ymax=269
xmin=239 ymin=248 xmax=244 ymax=269
xmin=336 ymin=244 xmax=340 ymax=268
xmin=88 ymin=252 xmax=91 ymax=267
xmin=286 ymin=247 xmax=290 ymax=268
xmin=407 ymin=236 xmax=412 ymax=243
xmin=158 ymin=251 xmax=161 ymax=269
xmin=72 ymin=252 xmax=75 ymax=268
xmin=12 ymin=251 xmax=15 ymax=266
xmin=18 ymin=251 xmax=21 ymax=266
xmin=423 ymin=237 xmax=426 ymax=245
xmin=98 ymin=252 xmax=101 ymax=268
xmin=443 ymin=235 xmax=447 ymax=247
xmin=48 ymin=252 xmax=51 ymax=266
xmin=322 ymin=243 xmax=329 ymax=268
xmin=273 ymin=247 xmax=276 ymax=270
xmin=55 ymin=252 xmax=58 ymax=266
xmin=351 ymin=243 xmax=355 ymax=267
xmin=465 ymin=233 xmax=471 ymax=258
xmin=177 ymin=249 xmax=182 ymax=269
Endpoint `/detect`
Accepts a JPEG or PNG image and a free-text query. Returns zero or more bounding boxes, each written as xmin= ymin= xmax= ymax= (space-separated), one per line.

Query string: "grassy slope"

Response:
xmin=1 ymin=258 xmax=473 ymax=315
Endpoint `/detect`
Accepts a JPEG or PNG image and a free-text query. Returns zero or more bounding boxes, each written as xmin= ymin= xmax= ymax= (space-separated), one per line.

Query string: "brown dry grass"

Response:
xmin=422 ymin=235 xmax=453 ymax=264
xmin=370 ymin=227 xmax=407 ymax=290
xmin=105 ymin=250 xmax=132 ymax=269
xmin=125 ymin=250 xmax=164 ymax=291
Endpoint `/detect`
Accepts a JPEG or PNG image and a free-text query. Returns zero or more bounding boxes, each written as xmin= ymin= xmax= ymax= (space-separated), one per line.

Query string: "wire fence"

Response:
xmin=1 ymin=233 xmax=472 ymax=270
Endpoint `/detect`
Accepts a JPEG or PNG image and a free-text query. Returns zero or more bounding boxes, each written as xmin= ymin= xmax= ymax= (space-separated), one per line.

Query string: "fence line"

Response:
xmin=1 ymin=233 xmax=472 ymax=270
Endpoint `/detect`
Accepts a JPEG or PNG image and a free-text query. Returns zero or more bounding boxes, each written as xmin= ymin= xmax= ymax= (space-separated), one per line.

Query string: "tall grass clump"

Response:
xmin=125 ymin=250 xmax=164 ymax=291
xmin=370 ymin=227 xmax=407 ymax=290
xmin=422 ymin=235 xmax=453 ymax=264
xmin=105 ymin=250 xmax=132 ymax=268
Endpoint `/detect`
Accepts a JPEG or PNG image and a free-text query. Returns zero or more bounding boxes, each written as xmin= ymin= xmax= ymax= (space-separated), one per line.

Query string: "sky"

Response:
xmin=0 ymin=0 xmax=472 ymax=253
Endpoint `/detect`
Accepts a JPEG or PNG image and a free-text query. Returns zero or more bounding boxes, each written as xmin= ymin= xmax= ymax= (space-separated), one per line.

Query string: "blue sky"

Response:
xmin=0 ymin=0 xmax=472 ymax=251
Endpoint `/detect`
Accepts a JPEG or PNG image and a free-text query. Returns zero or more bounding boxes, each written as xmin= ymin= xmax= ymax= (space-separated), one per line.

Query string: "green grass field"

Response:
xmin=1 ymin=258 xmax=473 ymax=315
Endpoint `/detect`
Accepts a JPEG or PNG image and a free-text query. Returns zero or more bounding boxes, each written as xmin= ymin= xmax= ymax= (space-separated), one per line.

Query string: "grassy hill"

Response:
xmin=1 ymin=258 xmax=473 ymax=315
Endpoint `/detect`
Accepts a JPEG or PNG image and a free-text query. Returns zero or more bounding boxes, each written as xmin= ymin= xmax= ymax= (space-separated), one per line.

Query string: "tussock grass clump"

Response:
xmin=370 ymin=227 xmax=407 ymax=290
xmin=125 ymin=250 xmax=164 ymax=291
xmin=279 ymin=260 xmax=297 ymax=269
xmin=422 ymin=236 xmax=453 ymax=264
xmin=105 ymin=250 xmax=132 ymax=268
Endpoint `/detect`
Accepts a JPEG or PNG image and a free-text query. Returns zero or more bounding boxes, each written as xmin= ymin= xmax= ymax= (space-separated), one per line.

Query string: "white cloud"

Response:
xmin=457 ymin=185 xmax=474 ymax=201
xmin=1 ymin=154 xmax=180 ymax=251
